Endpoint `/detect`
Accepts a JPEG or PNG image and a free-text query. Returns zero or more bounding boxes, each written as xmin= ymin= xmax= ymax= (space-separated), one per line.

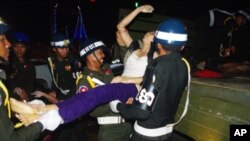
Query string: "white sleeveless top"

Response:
xmin=122 ymin=52 xmax=148 ymax=77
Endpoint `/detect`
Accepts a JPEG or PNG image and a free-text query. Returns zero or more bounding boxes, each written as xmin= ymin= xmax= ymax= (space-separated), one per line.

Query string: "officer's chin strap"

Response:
xmin=167 ymin=58 xmax=191 ymax=128
xmin=93 ymin=52 xmax=103 ymax=68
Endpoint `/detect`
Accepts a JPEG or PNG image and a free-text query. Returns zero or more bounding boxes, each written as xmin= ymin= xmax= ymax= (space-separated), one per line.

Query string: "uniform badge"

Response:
xmin=78 ymin=85 xmax=88 ymax=93
xmin=105 ymin=69 xmax=111 ymax=75
xmin=65 ymin=65 xmax=71 ymax=71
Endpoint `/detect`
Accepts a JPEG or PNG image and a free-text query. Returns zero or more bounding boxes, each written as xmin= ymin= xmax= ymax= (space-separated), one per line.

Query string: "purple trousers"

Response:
xmin=56 ymin=83 xmax=137 ymax=123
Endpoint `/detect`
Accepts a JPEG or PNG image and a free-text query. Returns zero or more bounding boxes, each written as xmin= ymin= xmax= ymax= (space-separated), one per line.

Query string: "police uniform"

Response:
xmin=77 ymin=64 xmax=113 ymax=92
xmin=48 ymin=33 xmax=82 ymax=141
xmin=6 ymin=32 xmax=36 ymax=101
xmin=8 ymin=54 xmax=36 ymax=100
xmin=48 ymin=53 xmax=77 ymax=100
xmin=77 ymin=65 xmax=133 ymax=141
xmin=76 ymin=38 xmax=132 ymax=141
xmin=0 ymin=20 xmax=43 ymax=141
xmin=117 ymin=53 xmax=188 ymax=141
xmin=0 ymin=69 xmax=43 ymax=141
xmin=49 ymin=54 xmax=85 ymax=141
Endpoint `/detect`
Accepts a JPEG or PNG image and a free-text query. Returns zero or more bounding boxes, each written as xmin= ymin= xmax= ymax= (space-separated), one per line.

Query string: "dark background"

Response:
xmin=0 ymin=0 xmax=244 ymax=47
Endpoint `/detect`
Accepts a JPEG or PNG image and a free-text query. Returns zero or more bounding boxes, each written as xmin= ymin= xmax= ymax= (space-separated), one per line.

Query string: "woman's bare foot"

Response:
xmin=10 ymin=98 xmax=38 ymax=114
xmin=16 ymin=113 xmax=40 ymax=126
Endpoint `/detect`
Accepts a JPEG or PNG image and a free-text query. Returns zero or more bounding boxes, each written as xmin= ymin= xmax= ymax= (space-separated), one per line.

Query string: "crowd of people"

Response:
xmin=187 ymin=8 xmax=250 ymax=75
xmin=0 ymin=4 xmax=250 ymax=141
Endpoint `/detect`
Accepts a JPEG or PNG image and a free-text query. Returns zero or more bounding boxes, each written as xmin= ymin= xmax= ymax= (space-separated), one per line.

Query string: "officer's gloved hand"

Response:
xmin=109 ymin=100 xmax=121 ymax=113
xmin=38 ymin=109 xmax=63 ymax=131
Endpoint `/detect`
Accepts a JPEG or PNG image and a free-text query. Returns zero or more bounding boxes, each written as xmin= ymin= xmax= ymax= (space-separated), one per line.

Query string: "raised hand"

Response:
xmin=139 ymin=5 xmax=154 ymax=13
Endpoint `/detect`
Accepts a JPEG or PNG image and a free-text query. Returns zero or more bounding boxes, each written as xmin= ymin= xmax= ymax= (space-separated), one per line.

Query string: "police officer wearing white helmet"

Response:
xmin=110 ymin=18 xmax=190 ymax=141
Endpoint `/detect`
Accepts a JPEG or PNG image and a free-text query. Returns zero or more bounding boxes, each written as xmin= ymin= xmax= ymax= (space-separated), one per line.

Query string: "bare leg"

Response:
xmin=10 ymin=98 xmax=38 ymax=114
xmin=10 ymin=98 xmax=59 ymax=115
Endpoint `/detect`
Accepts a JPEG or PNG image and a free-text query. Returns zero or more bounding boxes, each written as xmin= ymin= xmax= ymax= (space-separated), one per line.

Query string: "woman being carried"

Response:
xmin=10 ymin=83 xmax=138 ymax=127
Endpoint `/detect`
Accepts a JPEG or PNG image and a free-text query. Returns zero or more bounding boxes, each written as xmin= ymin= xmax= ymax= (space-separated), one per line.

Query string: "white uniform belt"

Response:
xmin=134 ymin=121 xmax=173 ymax=137
xmin=97 ymin=116 xmax=125 ymax=125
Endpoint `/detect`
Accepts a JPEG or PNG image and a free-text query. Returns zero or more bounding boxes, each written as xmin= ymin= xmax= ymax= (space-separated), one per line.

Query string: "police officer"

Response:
xmin=77 ymin=38 xmax=132 ymax=141
xmin=189 ymin=8 xmax=249 ymax=71
xmin=48 ymin=32 xmax=80 ymax=101
xmin=48 ymin=32 xmax=83 ymax=141
xmin=110 ymin=19 xmax=190 ymax=141
xmin=0 ymin=16 xmax=62 ymax=141
xmin=77 ymin=38 xmax=114 ymax=91
xmin=8 ymin=32 xmax=36 ymax=101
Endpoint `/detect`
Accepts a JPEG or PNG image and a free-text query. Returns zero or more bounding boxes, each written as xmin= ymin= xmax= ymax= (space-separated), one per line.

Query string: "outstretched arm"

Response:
xmin=111 ymin=76 xmax=143 ymax=85
xmin=32 ymin=91 xmax=59 ymax=104
xmin=117 ymin=4 xmax=154 ymax=47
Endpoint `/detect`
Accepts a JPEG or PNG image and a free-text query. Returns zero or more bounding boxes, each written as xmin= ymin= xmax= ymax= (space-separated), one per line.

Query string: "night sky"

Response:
xmin=0 ymin=0 xmax=244 ymax=46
